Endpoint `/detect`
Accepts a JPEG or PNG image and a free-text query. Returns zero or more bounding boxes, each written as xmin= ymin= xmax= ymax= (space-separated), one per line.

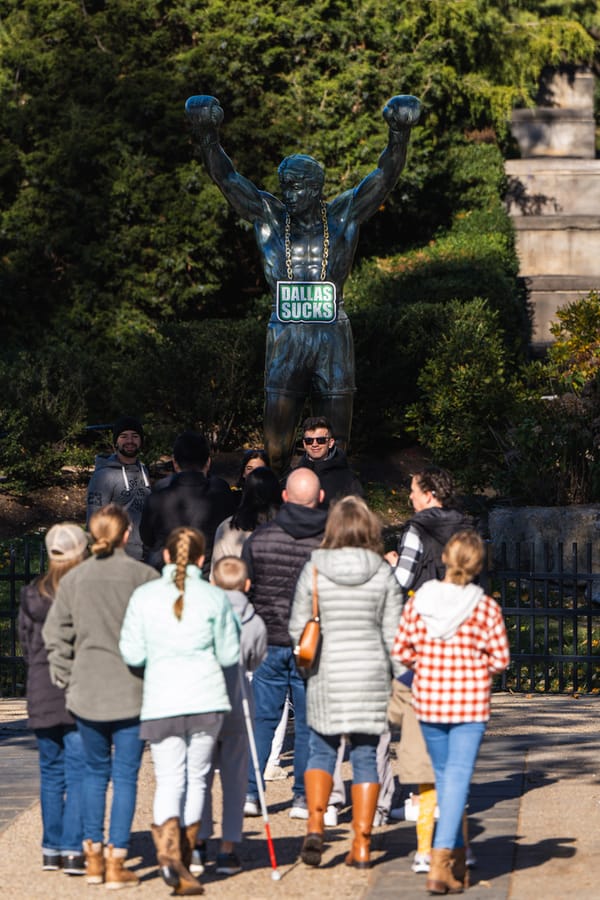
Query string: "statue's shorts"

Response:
xmin=264 ymin=313 xmax=356 ymax=399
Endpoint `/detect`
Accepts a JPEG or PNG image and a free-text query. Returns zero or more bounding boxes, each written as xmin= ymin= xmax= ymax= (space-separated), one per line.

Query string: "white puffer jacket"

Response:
xmin=289 ymin=547 xmax=404 ymax=736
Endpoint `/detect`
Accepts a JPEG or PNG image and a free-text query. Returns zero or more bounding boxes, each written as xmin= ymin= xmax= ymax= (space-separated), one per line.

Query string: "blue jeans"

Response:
xmin=247 ymin=645 xmax=308 ymax=800
xmin=35 ymin=725 xmax=85 ymax=853
xmin=420 ymin=721 xmax=486 ymax=849
xmin=76 ymin=716 xmax=144 ymax=850
xmin=307 ymin=728 xmax=379 ymax=784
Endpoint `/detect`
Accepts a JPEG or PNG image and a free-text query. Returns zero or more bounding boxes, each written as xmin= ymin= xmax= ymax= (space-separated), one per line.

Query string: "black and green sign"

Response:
xmin=276 ymin=281 xmax=337 ymax=323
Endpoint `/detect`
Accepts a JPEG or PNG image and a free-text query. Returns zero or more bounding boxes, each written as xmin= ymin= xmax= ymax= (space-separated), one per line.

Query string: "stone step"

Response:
xmin=512 ymin=217 xmax=600 ymax=278
xmin=506 ymin=159 xmax=600 ymax=217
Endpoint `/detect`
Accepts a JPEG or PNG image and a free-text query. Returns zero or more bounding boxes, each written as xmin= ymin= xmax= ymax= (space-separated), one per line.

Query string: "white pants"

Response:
xmin=150 ymin=721 xmax=222 ymax=827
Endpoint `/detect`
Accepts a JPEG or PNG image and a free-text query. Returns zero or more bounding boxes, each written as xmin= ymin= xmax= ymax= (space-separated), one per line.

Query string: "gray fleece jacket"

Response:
xmin=42 ymin=549 xmax=158 ymax=722
xmin=86 ymin=454 xmax=151 ymax=560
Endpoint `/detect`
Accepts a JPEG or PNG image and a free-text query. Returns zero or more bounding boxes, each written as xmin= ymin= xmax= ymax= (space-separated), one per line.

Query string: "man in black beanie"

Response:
xmin=86 ymin=415 xmax=151 ymax=560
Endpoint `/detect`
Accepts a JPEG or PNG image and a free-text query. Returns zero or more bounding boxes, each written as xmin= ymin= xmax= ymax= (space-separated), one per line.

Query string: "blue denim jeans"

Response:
xmin=420 ymin=721 xmax=486 ymax=849
xmin=307 ymin=728 xmax=379 ymax=784
xmin=35 ymin=725 xmax=85 ymax=853
xmin=247 ymin=645 xmax=308 ymax=800
xmin=76 ymin=716 xmax=144 ymax=850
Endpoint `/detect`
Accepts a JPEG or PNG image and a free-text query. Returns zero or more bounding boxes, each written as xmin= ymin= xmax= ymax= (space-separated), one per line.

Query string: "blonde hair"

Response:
xmin=213 ymin=556 xmax=248 ymax=592
xmin=164 ymin=528 xmax=205 ymax=620
xmin=89 ymin=504 xmax=130 ymax=557
xmin=321 ymin=495 xmax=383 ymax=554
xmin=37 ymin=557 xmax=86 ymax=600
xmin=442 ymin=530 xmax=485 ymax=586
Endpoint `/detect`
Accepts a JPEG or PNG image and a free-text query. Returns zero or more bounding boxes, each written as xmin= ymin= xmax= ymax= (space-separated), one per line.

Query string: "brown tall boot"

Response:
xmin=301 ymin=769 xmax=334 ymax=867
xmin=426 ymin=848 xmax=464 ymax=894
xmin=104 ymin=844 xmax=139 ymax=890
xmin=151 ymin=817 xmax=204 ymax=896
xmin=83 ymin=839 xmax=104 ymax=885
xmin=344 ymin=782 xmax=380 ymax=869
xmin=180 ymin=822 xmax=200 ymax=870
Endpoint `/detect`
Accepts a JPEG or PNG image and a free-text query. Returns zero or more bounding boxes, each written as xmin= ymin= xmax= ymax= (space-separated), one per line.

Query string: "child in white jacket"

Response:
xmin=192 ymin=556 xmax=267 ymax=876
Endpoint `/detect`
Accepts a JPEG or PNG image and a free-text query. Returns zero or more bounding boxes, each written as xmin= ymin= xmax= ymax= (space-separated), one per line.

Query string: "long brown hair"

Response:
xmin=89 ymin=504 xmax=131 ymax=557
xmin=321 ymin=495 xmax=383 ymax=554
xmin=37 ymin=558 xmax=84 ymax=600
xmin=164 ymin=527 xmax=206 ymax=620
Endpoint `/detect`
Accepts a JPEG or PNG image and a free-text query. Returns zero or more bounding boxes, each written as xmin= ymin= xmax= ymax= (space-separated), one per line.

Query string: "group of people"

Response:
xmin=18 ymin=413 xmax=510 ymax=896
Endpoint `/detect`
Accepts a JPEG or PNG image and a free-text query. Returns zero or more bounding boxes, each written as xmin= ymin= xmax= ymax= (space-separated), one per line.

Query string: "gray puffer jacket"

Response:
xmin=289 ymin=547 xmax=404 ymax=736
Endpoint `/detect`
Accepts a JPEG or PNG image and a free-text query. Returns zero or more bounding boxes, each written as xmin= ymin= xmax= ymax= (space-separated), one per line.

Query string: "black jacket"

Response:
xmin=18 ymin=581 xmax=75 ymax=730
xmin=242 ymin=502 xmax=328 ymax=646
xmin=295 ymin=447 xmax=363 ymax=508
xmin=140 ymin=470 xmax=236 ymax=574
xmin=402 ymin=507 xmax=472 ymax=591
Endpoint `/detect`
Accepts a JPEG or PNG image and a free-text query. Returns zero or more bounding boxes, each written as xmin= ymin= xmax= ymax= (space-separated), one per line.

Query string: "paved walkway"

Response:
xmin=1 ymin=695 xmax=599 ymax=898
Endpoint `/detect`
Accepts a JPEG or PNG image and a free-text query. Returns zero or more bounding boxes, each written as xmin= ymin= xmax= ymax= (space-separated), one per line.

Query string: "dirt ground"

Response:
xmin=0 ymin=446 xmax=425 ymax=541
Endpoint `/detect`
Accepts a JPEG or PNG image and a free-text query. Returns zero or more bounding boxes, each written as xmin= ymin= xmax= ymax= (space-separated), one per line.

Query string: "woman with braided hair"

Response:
xmin=120 ymin=527 xmax=240 ymax=896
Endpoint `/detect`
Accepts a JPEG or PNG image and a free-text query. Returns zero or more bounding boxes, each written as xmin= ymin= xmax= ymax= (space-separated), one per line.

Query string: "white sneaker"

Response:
xmin=243 ymin=798 xmax=260 ymax=817
xmin=189 ymin=845 xmax=206 ymax=876
xmin=264 ymin=763 xmax=288 ymax=781
xmin=289 ymin=798 xmax=309 ymax=820
xmin=323 ymin=805 xmax=338 ymax=827
xmin=372 ymin=808 xmax=388 ymax=827
xmin=411 ymin=852 xmax=431 ymax=874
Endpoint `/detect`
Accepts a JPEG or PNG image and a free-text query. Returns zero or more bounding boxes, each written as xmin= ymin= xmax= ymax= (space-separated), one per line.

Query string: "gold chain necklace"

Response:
xmin=285 ymin=201 xmax=329 ymax=281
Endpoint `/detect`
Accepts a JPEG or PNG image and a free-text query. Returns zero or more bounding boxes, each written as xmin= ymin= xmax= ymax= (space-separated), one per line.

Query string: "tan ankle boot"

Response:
xmin=344 ymin=783 xmax=380 ymax=869
xmin=151 ymin=817 xmax=204 ymax=896
xmin=301 ymin=769 xmax=334 ymax=867
xmin=426 ymin=847 xmax=464 ymax=894
xmin=83 ymin=839 xmax=104 ymax=885
xmin=104 ymin=844 xmax=139 ymax=889
xmin=451 ymin=846 xmax=469 ymax=889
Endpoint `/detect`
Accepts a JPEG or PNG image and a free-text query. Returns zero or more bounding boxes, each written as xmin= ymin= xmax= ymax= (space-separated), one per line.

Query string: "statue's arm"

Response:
xmin=185 ymin=95 xmax=268 ymax=222
xmin=336 ymin=95 xmax=421 ymax=225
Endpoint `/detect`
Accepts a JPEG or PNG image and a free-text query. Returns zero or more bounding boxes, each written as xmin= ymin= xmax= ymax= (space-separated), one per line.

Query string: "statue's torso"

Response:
xmin=255 ymin=199 xmax=360 ymax=300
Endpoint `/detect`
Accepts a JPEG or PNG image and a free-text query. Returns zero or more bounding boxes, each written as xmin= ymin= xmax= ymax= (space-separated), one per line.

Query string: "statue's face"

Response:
xmin=280 ymin=171 xmax=321 ymax=215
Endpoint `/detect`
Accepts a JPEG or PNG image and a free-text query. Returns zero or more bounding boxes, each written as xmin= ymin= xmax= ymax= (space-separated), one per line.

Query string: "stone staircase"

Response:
xmin=505 ymin=67 xmax=600 ymax=350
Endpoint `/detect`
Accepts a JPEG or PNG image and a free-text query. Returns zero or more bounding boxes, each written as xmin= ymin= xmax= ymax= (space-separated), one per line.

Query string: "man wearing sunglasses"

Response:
xmin=296 ymin=416 xmax=363 ymax=509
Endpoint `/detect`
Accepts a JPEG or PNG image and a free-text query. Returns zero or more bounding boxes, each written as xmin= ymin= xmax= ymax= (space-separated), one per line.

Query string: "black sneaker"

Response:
xmin=215 ymin=851 xmax=242 ymax=875
xmin=42 ymin=852 xmax=62 ymax=871
xmin=62 ymin=852 xmax=86 ymax=875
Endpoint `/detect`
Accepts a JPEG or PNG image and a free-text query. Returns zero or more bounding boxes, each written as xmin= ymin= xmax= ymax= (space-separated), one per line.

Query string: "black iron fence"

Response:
xmin=1 ymin=539 xmax=600 ymax=697
xmin=482 ymin=541 xmax=600 ymax=694
xmin=0 ymin=539 xmax=46 ymax=697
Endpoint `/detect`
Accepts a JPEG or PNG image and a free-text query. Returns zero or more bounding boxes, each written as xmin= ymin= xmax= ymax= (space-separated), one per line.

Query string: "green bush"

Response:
xmin=0 ymin=317 xmax=266 ymax=487
xmin=405 ymin=298 xmax=517 ymax=491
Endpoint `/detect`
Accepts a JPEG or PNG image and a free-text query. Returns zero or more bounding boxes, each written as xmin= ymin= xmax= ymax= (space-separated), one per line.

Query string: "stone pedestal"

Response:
xmin=505 ymin=68 xmax=599 ymax=350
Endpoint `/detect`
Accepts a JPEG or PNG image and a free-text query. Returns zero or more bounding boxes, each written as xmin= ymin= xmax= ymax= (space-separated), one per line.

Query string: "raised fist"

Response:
xmin=184 ymin=95 xmax=224 ymax=130
xmin=383 ymin=95 xmax=421 ymax=130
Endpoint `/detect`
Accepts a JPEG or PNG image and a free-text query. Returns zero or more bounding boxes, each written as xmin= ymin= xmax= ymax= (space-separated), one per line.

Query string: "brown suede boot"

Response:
xmin=301 ymin=769 xmax=334 ymax=867
xmin=104 ymin=845 xmax=139 ymax=890
xmin=344 ymin=783 xmax=380 ymax=869
xmin=151 ymin=818 xmax=204 ymax=896
xmin=180 ymin=822 xmax=200 ymax=870
xmin=426 ymin=848 xmax=464 ymax=894
xmin=451 ymin=847 xmax=469 ymax=889
xmin=83 ymin=839 xmax=104 ymax=885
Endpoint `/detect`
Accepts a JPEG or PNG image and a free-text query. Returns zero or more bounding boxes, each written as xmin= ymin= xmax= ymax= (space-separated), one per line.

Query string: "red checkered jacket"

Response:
xmin=392 ymin=592 xmax=510 ymax=723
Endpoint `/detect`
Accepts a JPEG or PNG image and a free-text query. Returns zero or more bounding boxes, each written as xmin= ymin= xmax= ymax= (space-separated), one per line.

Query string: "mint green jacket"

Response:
xmin=119 ymin=564 xmax=240 ymax=721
